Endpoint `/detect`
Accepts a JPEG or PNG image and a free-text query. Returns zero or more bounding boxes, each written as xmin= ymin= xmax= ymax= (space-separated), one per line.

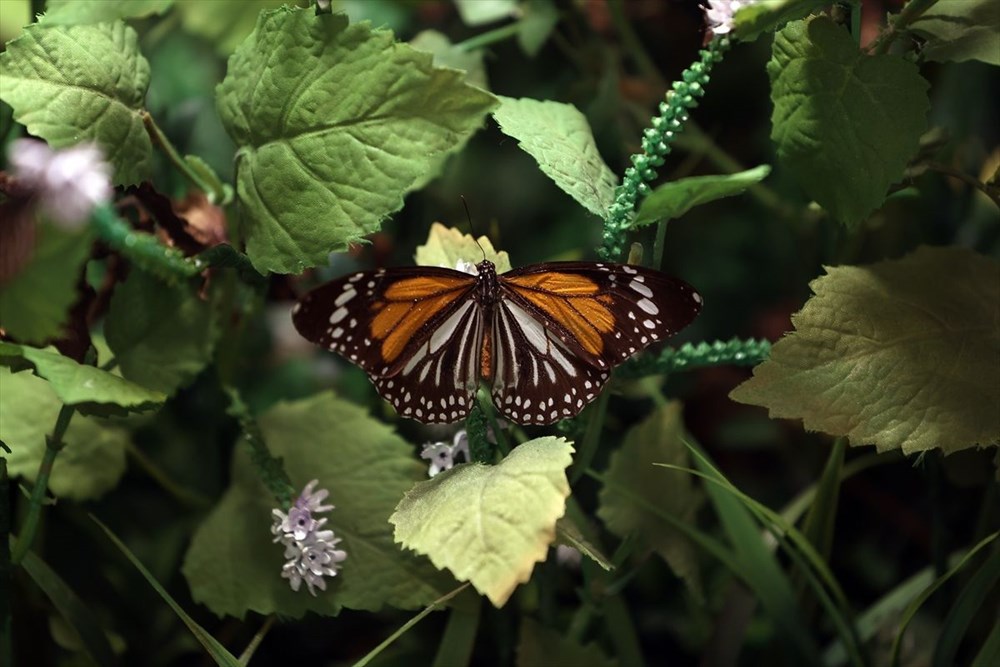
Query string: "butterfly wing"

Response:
xmin=490 ymin=261 xmax=701 ymax=424
xmin=292 ymin=267 xmax=483 ymax=423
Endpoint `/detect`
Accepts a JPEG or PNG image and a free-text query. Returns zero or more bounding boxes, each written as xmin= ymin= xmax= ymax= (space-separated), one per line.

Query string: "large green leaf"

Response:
xmin=908 ymin=0 xmax=1000 ymax=66
xmin=0 ymin=221 xmax=93 ymax=344
xmin=0 ymin=342 xmax=164 ymax=413
xmin=0 ymin=21 xmax=152 ymax=186
xmin=1 ymin=368 xmax=127 ymax=500
xmin=183 ymin=392 xmax=451 ymax=618
xmin=597 ymin=402 xmax=703 ymax=594
xmin=768 ymin=16 xmax=929 ymax=228
xmin=631 ymin=165 xmax=771 ymax=227
xmin=730 ymin=246 xmax=1000 ymax=454
xmin=104 ymin=269 xmax=220 ymax=395
xmin=413 ymin=222 xmax=511 ymax=272
xmin=216 ymin=8 xmax=498 ymax=274
xmin=492 ymin=96 xmax=617 ymax=217
xmin=390 ymin=437 xmax=574 ymax=607
xmin=43 ymin=0 xmax=174 ymax=25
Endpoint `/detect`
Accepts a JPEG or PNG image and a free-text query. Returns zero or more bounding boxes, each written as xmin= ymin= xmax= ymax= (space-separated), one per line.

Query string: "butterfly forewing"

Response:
xmin=292 ymin=266 xmax=481 ymax=420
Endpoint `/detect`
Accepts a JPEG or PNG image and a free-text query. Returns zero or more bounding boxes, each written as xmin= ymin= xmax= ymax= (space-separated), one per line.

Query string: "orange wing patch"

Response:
xmin=371 ymin=275 xmax=475 ymax=364
xmin=504 ymin=272 xmax=616 ymax=356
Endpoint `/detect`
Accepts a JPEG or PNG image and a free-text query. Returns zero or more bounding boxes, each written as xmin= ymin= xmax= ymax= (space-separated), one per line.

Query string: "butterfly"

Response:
xmin=292 ymin=258 xmax=701 ymax=425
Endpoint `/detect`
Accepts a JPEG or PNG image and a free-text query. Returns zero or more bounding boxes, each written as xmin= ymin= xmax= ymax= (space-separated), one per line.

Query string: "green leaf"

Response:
xmin=555 ymin=516 xmax=613 ymax=571
xmin=105 ymin=269 xmax=220 ymax=395
xmin=933 ymin=551 xmax=1000 ymax=667
xmin=93 ymin=516 xmax=241 ymax=667
xmin=454 ymin=0 xmax=518 ymax=26
xmin=517 ymin=0 xmax=559 ymax=57
xmin=909 ymin=0 xmax=1000 ymax=66
xmin=390 ymin=437 xmax=574 ymax=607
xmin=768 ymin=16 xmax=929 ymax=228
xmin=631 ymin=165 xmax=771 ymax=227
xmin=0 ymin=21 xmax=153 ymax=186
xmin=0 ymin=342 xmax=165 ymax=413
xmin=516 ymin=618 xmax=618 ymax=667
xmin=217 ymin=8 xmax=498 ymax=274
xmin=414 ymin=222 xmax=512 ymax=272
xmin=597 ymin=402 xmax=703 ymax=595
xmin=493 ymin=96 xmax=617 ymax=217
xmin=730 ymin=246 xmax=1000 ymax=455
xmin=0 ymin=221 xmax=93 ymax=344
xmin=43 ymin=0 xmax=174 ymax=25
xmin=733 ymin=0 xmax=832 ymax=42
xmin=174 ymin=0 xmax=298 ymax=55
xmin=410 ymin=30 xmax=489 ymax=90
xmin=1 ymin=368 xmax=127 ymax=500
xmin=183 ymin=392 xmax=451 ymax=618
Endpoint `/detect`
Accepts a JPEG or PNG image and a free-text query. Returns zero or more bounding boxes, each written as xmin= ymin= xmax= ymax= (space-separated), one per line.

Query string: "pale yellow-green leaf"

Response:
xmin=390 ymin=437 xmax=574 ymax=607
xmin=730 ymin=246 xmax=1000 ymax=455
xmin=414 ymin=222 xmax=512 ymax=272
xmin=597 ymin=402 xmax=703 ymax=595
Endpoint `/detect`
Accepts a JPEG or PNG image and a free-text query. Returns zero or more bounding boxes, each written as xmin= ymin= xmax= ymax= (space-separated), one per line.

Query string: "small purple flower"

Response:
xmin=271 ymin=480 xmax=346 ymax=596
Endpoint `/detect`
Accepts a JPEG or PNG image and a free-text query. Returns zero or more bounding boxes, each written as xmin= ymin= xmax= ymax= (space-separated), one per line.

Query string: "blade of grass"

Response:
xmin=90 ymin=515 xmax=241 ymax=667
xmin=971 ymin=618 xmax=1000 ymax=667
xmin=354 ymin=583 xmax=470 ymax=667
xmin=432 ymin=591 xmax=481 ymax=667
xmin=15 ymin=538 xmax=116 ymax=667
xmin=603 ymin=590 xmax=645 ymax=667
xmin=933 ymin=550 xmax=1000 ymax=667
xmin=890 ymin=531 xmax=1000 ymax=667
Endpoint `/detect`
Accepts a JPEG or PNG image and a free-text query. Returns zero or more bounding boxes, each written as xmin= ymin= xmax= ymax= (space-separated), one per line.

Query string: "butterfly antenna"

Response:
xmin=460 ymin=195 xmax=487 ymax=262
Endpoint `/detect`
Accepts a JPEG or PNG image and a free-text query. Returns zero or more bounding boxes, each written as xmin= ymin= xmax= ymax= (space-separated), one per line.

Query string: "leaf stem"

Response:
xmin=868 ymin=0 xmax=941 ymax=55
xmin=11 ymin=404 xmax=75 ymax=565
xmin=141 ymin=110 xmax=227 ymax=203
xmin=453 ymin=22 xmax=522 ymax=53
xmin=923 ymin=162 xmax=1000 ymax=209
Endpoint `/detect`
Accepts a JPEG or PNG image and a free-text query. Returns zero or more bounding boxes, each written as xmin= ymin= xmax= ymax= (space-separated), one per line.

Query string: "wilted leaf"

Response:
xmin=391 ymin=437 xmax=574 ymax=607
xmin=216 ymin=8 xmax=497 ymax=273
xmin=0 ymin=21 xmax=153 ymax=185
xmin=105 ymin=269 xmax=220 ymax=395
xmin=1 ymin=368 xmax=127 ymax=500
xmin=909 ymin=0 xmax=1000 ymax=66
xmin=0 ymin=221 xmax=93 ymax=344
xmin=517 ymin=617 xmax=618 ymax=667
xmin=631 ymin=165 xmax=771 ymax=227
xmin=183 ymin=392 xmax=451 ymax=618
xmin=597 ymin=402 xmax=703 ymax=594
xmin=493 ymin=96 xmax=617 ymax=217
xmin=730 ymin=246 xmax=1000 ymax=454
xmin=0 ymin=342 xmax=165 ymax=413
xmin=769 ymin=16 xmax=929 ymax=228
xmin=414 ymin=222 xmax=512 ymax=272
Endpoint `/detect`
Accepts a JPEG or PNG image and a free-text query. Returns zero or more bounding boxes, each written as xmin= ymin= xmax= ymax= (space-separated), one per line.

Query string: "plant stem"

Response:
xmin=11 ymin=405 xmax=75 ymax=565
xmin=868 ymin=0 xmax=941 ymax=55
xmin=454 ymin=22 xmax=522 ymax=53
xmin=141 ymin=110 xmax=226 ymax=202
xmin=924 ymin=162 xmax=1000 ymax=209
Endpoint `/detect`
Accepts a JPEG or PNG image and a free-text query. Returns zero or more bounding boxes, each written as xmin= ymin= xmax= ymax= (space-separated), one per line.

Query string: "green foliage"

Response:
xmin=733 ymin=0 xmax=833 ymax=42
xmin=493 ymin=96 xmax=617 ymax=217
xmin=105 ymin=268 xmax=220 ymax=395
xmin=183 ymin=392 xmax=451 ymax=618
xmin=0 ymin=368 xmax=127 ymax=500
xmin=391 ymin=437 xmax=574 ymax=607
xmin=410 ymin=30 xmax=490 ymax=90
xmin=0 ymin=21 xmax=152 ymax=185
xmin=0 ymin=342 xmax=164 ymax=414
xmin=517 ymin=617 xmax=618 ymax=667
xmin=0 ymin=222 xmax=93 ymax=344
xmin=731 ymin=246 xmax=1000 ymax=454
xmin=454 ymin=0 xmax=518 ymax=26
xmin=174 ymin=0 xmax=303 ymax=55
xmin=216 ymin=7 xmax=498 ymax=273
xmin=769 ymin=16 xmax=929 ymax=228
xmin=631 ymin=165 xmax=772 ymax=227
xmin=598 ymin=402 xmax=703 ymax=594
xmin=908 ymin=0 xmax=1000 ymax=66
xmin=43 ymin=0 xmax=174 ymax=25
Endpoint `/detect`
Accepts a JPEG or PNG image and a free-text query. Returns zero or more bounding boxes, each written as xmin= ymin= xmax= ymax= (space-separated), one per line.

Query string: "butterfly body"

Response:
xmin=293 ymin=259 xmax=701 ymax=425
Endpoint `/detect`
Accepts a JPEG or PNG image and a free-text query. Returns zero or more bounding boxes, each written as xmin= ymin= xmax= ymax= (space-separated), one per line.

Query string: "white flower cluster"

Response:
xmin=7 ymin=139 xmax=112 ymax=228
xmin=270 ymin=480 xmax=346 ymax=596
xmin=702 ymin=0 xmax=757 ymax=37
xmin=420 ymin=431 xmax=471 ymax=477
